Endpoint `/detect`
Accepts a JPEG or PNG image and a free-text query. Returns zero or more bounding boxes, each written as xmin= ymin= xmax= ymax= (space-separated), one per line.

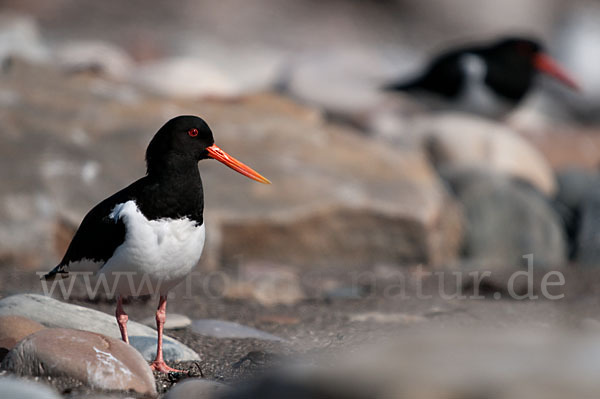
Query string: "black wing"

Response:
xmin=42 ymin=178 xmax=147 ymax=280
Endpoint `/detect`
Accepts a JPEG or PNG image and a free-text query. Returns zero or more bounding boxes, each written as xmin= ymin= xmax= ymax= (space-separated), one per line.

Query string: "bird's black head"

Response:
xmin=481 ymin=36 xmax=579 ymax=92
xmin=489 ymin=37 xmax=542 ymax=57
xmin=145 ymin=115 xmax=270 ymax=184
xmin=146 ymin=116 xmax=215 ymax=173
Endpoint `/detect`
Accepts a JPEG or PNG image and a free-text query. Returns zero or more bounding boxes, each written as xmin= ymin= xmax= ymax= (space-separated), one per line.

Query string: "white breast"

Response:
xmin=455 ymin=54 xmax=512 ymax=118
xmin=98 ymin=200 xmax=205 ymax=296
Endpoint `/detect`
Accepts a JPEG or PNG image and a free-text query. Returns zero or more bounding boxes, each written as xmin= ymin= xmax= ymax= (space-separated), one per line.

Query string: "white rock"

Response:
xmin=135 ymin=57 xmax=239 ymax=98
xmin=54 ymin=40 xmax=135 ymax=79
xmin=409 ymin=112 xmax=557 ymax=195
xmin=0 ymin=13 xmax=48 ymax=62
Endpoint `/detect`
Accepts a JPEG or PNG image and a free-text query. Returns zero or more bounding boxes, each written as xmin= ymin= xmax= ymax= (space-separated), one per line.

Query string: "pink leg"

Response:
xmin=115 ymin=296 xmax=129 ymax=344
xmin=150 ymin=295 xmax=182 ymax=373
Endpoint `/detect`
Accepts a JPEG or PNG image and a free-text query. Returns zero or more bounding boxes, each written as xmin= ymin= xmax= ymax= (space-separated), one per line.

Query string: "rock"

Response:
xmin=576 ymin=183 xmax=600 ymax=267
xmin=224 ymin=328 xmax=600 ymax=399
xmin=2 ymin=328 xmax=156 ymax=396
xmin=0 ymin=376 xmax=61 ymax=399
xmin=191 ymin=319 xmax=284 ymax=341
xmin=0 ymin=60 xmax=462 ymax=269
xmin=0 ymin=13 xmax=48 ymax=62
xmin=446 ymin=171 xmax=566 ymax=269
xmin=129 ymin=335 xmax=195 ymax=364
xmin=223 ymin=262 xmax=305 ymax=306
xmin=0 ymin=294 xmax=200 ymax=362
xmin=0 ymin=315 xmax=45 ymax=350
xmin=134 ymin=57 xmax=240 ymax=98
xmin=140 ymin=313 xmax=191 ymax=330
xmin=54 ymin=40 xmax=135 ymax=79
xmin=409 ymin=113 xmax=557 ymax=196
xmin=555 ymin=168 xmax=599 ymax=259
xmin=165 ymin=379 xmax=231 ymax=399
xmin=521 ymin=128 xmax=600 ymax=170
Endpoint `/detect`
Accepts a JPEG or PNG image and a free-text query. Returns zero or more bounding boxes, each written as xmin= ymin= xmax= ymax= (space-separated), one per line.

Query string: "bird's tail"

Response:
xmin=381 ymin=79 xmax=420 ymax=92
xmin=40 ymin=264 xmax=69 ymax=281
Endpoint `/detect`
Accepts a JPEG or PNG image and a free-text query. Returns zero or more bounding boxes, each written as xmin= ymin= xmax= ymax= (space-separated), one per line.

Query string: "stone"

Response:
xmin=54 ymin=40 xmax=135 ymax=79
xmin=191 ymin=319 xmax=284 ymax=341
xmin=0 ymin=315 xmax=45 ymax=350
xmin=223 ymin=262 xmax=305 ymax=306
xmin=0 ymin=60 xmax=462 ymax=270
xmin=409 ymin=112 xmax=557 ymax=196
xmin=140 ymin=313 xmax=191 ymax=330
xmin=0 ymin=294 xmax=200 ymax=362
xmin=0 ymin=376 xmax=61 ymax=399
xmin=2 ymin=328 xmax=156 ymax=396
xmin=165 ymin=379 xmax=231 ymax=399
xmin=576 ymin=183 xmax=600 ymax=267
xmin=446 ymin=171 xmax=566 ymax=269
xmin=0 ymin=13 xmax=48 ymax=62
xmin=134 ymin=57 xmax=240 ymax=98
xmin=554 ymin=168 xmax=599 ymax=259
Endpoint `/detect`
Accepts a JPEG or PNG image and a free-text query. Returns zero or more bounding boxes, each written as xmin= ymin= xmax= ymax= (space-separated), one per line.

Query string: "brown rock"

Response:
xmin=2 ymin=328 xmax=156 ymax=396
xmin=0 ymin=315 xmax=45 ymax=350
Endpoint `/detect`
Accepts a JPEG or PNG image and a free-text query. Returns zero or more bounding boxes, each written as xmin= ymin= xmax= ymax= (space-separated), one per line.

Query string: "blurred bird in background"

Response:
xmin=384 ymin=37 xmax=580 ymax=119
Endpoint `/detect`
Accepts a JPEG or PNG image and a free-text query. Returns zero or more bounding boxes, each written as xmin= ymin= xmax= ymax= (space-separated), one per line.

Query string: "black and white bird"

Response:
xmin=43 ymin=116 xmax=270 ymax=373
xmin=384 ymin=37 xmax=579 ymax=118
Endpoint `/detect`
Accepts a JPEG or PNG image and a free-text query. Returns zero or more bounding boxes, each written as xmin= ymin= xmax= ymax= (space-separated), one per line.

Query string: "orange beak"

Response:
xmin=206 ymin=144 xmax=271 ymax=184
xmin=534 ymin=53 xmax=580 ymax=91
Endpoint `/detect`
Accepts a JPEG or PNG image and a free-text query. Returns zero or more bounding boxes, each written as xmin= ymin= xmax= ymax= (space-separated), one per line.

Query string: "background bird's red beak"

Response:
xmin=534 ymin=53 xmax=580 ymax=91
xmin=206 ymin=144 xmax=271 ymax=184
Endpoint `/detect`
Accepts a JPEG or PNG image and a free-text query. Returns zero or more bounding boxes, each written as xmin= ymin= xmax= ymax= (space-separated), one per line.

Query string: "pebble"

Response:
xmin=0 ymin=315 xmax=45 ymax=350
xmin=191 ymin=319 xmax=284 ymax=341
xmin=140 ymin=313 xmax=191 ymax=330
xmin=0 ymin=376 xmax=61 ymax=399
xmin=0 ymin=294 xmax=199 ymax=362
xmin=165 ymin=379 xmax=231 ymax=399
xmin=2 ymin=328 xmax=156 ymax=396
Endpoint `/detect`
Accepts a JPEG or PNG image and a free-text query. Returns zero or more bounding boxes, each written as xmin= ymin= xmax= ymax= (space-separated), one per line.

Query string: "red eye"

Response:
xmin=188 ymin=128 xmax=199 ymax=137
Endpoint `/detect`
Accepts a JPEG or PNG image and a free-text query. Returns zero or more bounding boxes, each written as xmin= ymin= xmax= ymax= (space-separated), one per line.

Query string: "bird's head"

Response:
xmin=488 ymin=37 xmax=579 ymax=91
xmin=146 ymin=115 xmax=270 ymax=184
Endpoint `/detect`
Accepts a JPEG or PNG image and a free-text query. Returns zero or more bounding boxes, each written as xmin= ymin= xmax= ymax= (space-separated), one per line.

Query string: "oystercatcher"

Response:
xmin=43 ymin=115 xmax=270 ymax=373
xmin=384 ymin=37 xmax=579 ymax=118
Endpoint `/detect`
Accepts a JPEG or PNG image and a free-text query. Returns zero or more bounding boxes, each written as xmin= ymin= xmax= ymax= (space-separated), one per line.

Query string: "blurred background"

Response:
xmin=2 ymin=0 xmax=600 ymax=398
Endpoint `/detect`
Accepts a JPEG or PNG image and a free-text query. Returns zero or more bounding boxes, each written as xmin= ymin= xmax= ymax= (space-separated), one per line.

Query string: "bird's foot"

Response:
xmin=150 ymin=360 xmax=184 ymax=374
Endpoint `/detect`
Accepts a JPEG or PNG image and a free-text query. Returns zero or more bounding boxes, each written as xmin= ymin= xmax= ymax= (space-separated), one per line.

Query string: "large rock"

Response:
xmin=0 ymin=294 xmax=199 ymax=362
xmin=0 ymin=60 xmax=462 ymax=269
xmin=0 ymin=315 xmax=45 ymax=350
xmin=445 ymin=170 xmax=566 ymax=269
xmin=409 ymin=113 xmax=557 ymax=196
xmin=576 ymin=182 xmax=600 ymax=267
xmin=2 ymin=328 xmax=156 ymax=396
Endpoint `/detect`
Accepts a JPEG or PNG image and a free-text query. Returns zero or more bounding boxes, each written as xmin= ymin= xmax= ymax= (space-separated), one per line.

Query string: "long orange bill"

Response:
xmin=534 ymin=53 xmax=580 ymax=91
xmin=206 ymin=144 xmax=271 ymax=184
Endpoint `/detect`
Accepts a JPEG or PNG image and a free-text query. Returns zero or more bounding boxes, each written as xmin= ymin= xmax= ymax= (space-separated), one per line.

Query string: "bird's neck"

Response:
xmin=143 ymin=156 xmax=205 ymax=225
